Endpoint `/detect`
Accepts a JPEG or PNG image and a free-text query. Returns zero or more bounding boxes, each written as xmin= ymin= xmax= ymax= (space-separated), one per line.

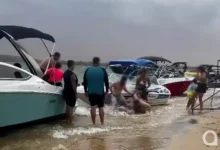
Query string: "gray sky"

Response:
xmin=1 ymin=0 xmax=220 ymax=65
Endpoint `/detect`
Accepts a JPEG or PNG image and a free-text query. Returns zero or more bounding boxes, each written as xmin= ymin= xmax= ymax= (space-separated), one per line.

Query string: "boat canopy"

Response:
xmin=137 ymin=56 xmax=172 ymax=63
xmin=0 ymin=25 xmax=55 ymax=43
xmin=0 ymin=25 xmax=56 ymax=77
xmin=108 ymin=59 xmax=158 ymax=75
xmin=109 ymin=59 xmax=157 ymax=67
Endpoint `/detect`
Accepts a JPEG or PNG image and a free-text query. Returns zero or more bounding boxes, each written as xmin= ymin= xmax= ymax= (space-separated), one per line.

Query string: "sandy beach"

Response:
xmin=169 ymin=111 xmax=220 ymax=150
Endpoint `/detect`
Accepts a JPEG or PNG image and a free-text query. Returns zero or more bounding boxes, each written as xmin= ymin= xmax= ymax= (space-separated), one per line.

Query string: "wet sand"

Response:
xmin=169 ymin=111 xmax=220 ymax=150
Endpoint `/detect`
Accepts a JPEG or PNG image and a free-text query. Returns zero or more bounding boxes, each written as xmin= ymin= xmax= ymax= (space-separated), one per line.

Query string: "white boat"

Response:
xmin=77 ymin=59 xmax=170 ymax=106
xmin=0 ymin=26 xmax=66 ymax=128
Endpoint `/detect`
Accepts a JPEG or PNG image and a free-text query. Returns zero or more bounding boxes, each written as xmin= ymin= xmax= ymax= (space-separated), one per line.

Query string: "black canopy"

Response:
xmin=0 ymin=25 xmax=55 ymax=42
xmin=137 ymin=56 xmax=171 ymax=63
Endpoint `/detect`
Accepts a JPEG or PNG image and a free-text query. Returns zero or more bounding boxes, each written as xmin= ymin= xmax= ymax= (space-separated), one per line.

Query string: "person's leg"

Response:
xmin=89 ymin=94 xmax=97 ymax=125
xmin=190 ymin=93 xmax=198 ymax=110
xmin=67 ymin=106 xmax=73 ymax=123
xmin=186 ymin=98 xmax=192 ymax=109
xmin=91 ymin=106 xmax=96 ymax=125
xmin=98 ymin=95 xmax=105 ymax=125
xmin=198 ymin=93 xmax=204 ymax=113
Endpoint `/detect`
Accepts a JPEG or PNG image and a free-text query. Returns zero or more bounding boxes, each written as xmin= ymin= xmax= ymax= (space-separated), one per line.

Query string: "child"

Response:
xmin=186 ymin=78 xmax=198 ymax=110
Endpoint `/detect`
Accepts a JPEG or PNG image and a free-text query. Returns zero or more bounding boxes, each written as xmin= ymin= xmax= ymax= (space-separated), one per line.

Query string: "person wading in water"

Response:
xmin=191 ymin=66 xmax=207 ymax=113
xmin=135 ymin=68 xmax=151 ymax=103
xmin=63 ymin=60 xmax=78 ymax=124
xmin=83 ymin=57 xmax=109 ymax=125
xmin=109 ymin=76 xmax=132 ymax=107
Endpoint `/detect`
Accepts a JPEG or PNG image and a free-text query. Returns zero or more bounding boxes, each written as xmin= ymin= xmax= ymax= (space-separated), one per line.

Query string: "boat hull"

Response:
xmin=158 ymin=77 xmax=193 ymax=96
xmin=0 ymin=92 xmax=66 ymax=128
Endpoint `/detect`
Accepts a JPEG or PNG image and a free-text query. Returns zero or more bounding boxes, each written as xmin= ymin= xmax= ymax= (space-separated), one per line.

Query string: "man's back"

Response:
xmin=85 ymin=66 xmax=107 ymax=95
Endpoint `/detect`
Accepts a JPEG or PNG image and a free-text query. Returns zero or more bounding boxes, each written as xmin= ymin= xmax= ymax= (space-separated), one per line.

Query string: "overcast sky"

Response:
xmin=1 ymin=0 xmax=220 ymax=65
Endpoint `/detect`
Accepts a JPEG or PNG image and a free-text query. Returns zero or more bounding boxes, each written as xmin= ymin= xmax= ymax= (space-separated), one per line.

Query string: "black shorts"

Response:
xmin=88 ymin=94 xmax=104 ymax=108
xmin=63 ymin=92 xmax=77 ymax=108
xmin=196 ymin=83 xmax=207 ymax=93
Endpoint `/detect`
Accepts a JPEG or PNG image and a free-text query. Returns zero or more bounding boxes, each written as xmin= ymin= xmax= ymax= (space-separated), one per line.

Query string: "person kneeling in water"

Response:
xmin=109 ymin=76 xmax=132 ymax=107
xmin=126 ymin=92 xmax=151 ymax=114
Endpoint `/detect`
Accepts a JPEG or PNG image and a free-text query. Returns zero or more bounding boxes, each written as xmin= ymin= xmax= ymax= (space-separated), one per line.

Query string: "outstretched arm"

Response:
xmin=124 ymin=85 xmax=131 ymax=94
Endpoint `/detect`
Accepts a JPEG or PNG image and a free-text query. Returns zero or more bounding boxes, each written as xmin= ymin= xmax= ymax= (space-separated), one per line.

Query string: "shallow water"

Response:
xmin=1 ymin=87 xmax=220 ymax=150
xmin=0 ymin=96 xmax=188 ymax=150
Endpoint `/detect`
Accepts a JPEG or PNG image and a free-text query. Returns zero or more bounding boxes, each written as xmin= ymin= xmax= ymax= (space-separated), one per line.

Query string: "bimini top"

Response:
xmin=137 ymin=56 xmax=171 ymax=63
xmin=109 ymin=59 xmax=157 ymax=67
xmin=0 ymin=25 xmax=55 ymax=42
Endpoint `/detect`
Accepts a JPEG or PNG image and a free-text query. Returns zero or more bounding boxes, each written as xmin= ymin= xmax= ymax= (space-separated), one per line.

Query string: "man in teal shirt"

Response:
xmin=83 ymin=57 xmax=109 ymax=125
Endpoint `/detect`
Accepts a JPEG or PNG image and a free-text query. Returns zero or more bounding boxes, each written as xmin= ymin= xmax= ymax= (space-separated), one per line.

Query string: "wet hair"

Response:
xmin=120 ymin=75 xmax=127 ymax=83
xmin=67 ymin=60 xmax=74 ymax=68
xmin=197 ymin=66 xmax=205 ymax=73
xmin=54 ymin=52 xmax=61 ymax=57
xmin=14 ymin=63 xmax=21 ymax=68
xmin=192 ymin=78 xmax=197 ymax=84
xmin=55 ymin=62 xmax=62 ymax=68
xmin=93 ymin=57 xmax=100 ymax=65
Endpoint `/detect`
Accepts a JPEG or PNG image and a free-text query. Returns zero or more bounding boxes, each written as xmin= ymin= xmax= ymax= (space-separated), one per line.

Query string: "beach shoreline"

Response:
xmin=169 ymin=111 xmax=220 ymax=150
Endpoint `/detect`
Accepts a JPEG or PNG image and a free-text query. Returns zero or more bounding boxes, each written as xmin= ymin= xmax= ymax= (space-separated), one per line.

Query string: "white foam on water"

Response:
xmin=74 ymin=99 xmax=129 ymax=117
xmin=52 ymin=126 xmax=132 ymax=139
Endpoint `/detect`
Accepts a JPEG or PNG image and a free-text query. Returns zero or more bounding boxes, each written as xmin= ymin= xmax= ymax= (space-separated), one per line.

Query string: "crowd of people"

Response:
xmin=39 ymin=52 xmax=152 ymax=125
xmin=39 ymin=52 xmax=208 ymax=125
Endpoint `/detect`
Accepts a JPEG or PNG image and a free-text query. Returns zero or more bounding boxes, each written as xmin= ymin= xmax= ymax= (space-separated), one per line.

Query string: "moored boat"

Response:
xmin=0 ymin=26 xmax=66 ymax=128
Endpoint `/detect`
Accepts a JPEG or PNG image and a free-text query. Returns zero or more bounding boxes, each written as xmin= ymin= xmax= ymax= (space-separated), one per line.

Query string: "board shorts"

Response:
xmin=195 ymin=83 xmax=207 ymax=94
xmin=115 ymin=95 xmax=126 ymax=106
xmin=63 ymin=91 xmax=77 ymax=108
xmin=88 ymin=94 xmax=105 ymax=108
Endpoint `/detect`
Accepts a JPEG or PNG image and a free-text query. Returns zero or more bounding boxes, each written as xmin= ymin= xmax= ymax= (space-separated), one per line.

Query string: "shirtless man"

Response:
xmin=109 ymin=76 xmax=132 ymax=107
xmin=40 ymin=52 xmax=61 ymax=73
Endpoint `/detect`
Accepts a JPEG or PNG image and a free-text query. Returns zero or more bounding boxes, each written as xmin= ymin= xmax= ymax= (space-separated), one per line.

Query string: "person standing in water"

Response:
xmin=135 ymin=68 xmax=151 ymax=102
xmin=109 ymin=76 xmax=132 ymax=107
xmin=191 ymin=66 xmax=207 ymax=113
xmin=83 ymin=57 xmax=109 ymax=125
xmin=63 ymin=60 xmax=78 ymax=124
xmin=40 ymin=52 xmax=61 ymax=73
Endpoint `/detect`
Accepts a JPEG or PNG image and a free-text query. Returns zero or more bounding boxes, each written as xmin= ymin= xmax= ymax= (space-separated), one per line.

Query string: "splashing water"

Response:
xmin=52 ymin=126 xmax=133 ymax=139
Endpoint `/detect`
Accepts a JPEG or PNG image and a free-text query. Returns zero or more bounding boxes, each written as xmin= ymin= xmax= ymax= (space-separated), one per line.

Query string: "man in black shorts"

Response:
xmin=83 ymin=57 xmax=109 ymax=125
xmin=63 ymin=60 xmax=78 ymax=124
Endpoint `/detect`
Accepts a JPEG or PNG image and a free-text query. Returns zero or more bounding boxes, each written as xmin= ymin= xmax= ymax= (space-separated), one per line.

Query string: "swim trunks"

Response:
xmin=88 ymin=94 xmax=105 ymax=108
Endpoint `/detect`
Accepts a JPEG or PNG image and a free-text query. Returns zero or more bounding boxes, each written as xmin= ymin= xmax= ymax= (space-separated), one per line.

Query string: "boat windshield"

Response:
xmin=155 ymin=65 xmax=184 ymax=78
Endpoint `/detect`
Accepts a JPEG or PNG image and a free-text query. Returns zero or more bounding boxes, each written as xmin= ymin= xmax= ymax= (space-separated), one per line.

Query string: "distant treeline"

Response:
xmin=0 ymin=55 xmax=108 ymax=66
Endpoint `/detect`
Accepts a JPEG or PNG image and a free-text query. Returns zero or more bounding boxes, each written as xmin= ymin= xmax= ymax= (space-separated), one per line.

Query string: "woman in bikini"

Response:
xmin=191 ymin=66 xmax=207 ymax=113
xmin=135 ymin=68 xmax=151 ymax=102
